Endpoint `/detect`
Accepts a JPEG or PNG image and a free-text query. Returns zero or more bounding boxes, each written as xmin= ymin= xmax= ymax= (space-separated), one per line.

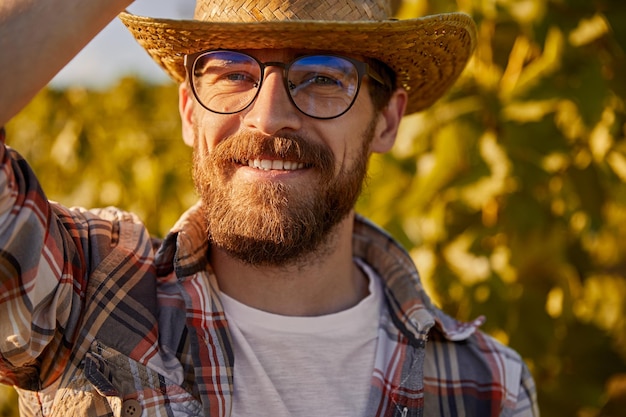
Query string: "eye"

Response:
xmin=221 ymin=72 xmax=258 ymax=85
xmin=193 ymin=53 xmax=260 ymax=89
xmin=289 ymin=71 xmax=346 ymax=93
xmin=307 ymin=75 xmax=342 ymax=87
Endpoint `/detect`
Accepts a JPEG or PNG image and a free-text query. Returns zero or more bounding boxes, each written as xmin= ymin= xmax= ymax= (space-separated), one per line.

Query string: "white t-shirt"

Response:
xmin=220 ymin=259 xmax=383 ymax=417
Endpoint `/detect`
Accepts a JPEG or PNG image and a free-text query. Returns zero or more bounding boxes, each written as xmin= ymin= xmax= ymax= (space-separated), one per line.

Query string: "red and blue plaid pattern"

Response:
xmin=0 ymin=128 xmax=538 ymax=416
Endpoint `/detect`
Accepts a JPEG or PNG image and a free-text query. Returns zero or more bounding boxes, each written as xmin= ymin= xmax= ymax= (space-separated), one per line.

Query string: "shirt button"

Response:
xmin=122 ymin=399 xmax=142 ymax=417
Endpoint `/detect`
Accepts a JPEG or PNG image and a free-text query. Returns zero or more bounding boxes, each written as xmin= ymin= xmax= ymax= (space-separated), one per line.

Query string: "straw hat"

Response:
xmin=119 ymin=0 xmax=477 ymax=115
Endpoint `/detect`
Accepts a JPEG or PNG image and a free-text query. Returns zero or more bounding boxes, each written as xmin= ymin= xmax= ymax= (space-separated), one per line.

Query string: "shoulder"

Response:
xmin=49 ymin=204 xmax=155 ymax=263
xmin=425 ymin=327 xmax=539 ymax=416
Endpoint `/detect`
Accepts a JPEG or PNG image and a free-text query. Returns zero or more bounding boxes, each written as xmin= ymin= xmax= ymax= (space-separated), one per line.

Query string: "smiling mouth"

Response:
xmin=244 ymin=158 xmax=308 ymax=171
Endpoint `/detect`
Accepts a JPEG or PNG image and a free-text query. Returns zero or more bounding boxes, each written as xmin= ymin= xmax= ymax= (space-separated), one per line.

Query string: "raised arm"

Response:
xmin=0 ymin=0 xmax=134 ymax=126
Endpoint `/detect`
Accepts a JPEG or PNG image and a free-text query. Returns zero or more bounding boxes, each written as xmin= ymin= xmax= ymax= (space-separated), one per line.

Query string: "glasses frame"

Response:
xmin=184 ymin=49 xmax=387 ymax=120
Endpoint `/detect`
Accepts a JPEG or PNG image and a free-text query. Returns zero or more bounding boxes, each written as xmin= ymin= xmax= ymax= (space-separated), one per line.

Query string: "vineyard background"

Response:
xmin=2 ymin=0 xmax=626 ymax=416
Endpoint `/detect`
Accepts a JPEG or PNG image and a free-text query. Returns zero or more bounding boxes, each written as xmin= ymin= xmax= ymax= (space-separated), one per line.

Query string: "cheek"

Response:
xmin=334 ymin=95 xmax=376 ymax=163
xmin=328 ymin=120 xmax=375 ymax=172
xmin=192 ymin=110 xmax=241 ymax=153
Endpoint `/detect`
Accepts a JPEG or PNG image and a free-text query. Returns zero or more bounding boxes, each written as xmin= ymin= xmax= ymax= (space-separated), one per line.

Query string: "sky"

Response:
xmin=50 ymin=0 xmax=196 ymax=89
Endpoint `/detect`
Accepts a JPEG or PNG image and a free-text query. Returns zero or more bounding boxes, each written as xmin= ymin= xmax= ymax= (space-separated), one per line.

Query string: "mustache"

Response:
xmin=210 ymin=131 xmax=335 ymax=171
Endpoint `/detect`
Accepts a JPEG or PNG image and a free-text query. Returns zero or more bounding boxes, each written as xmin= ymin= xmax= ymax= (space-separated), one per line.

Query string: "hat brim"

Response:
xmin=119 ymin=12 xmax=476 ymax=114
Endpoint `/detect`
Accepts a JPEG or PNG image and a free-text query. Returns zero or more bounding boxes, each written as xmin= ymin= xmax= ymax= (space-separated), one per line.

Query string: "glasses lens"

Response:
xmin=287 ymin=56 xmax=360 ymax=119
xmin=192 ymin=51 xmax=261 ymax=114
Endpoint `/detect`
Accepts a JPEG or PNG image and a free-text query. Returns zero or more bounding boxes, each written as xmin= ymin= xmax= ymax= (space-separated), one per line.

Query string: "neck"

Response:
xmin=210 ymin=213 xmax=368 ymax=316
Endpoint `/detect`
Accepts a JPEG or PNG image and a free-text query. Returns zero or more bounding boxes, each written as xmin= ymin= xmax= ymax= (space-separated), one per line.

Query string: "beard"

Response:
xmin=192 ymin=121 xmax=375 ymax=267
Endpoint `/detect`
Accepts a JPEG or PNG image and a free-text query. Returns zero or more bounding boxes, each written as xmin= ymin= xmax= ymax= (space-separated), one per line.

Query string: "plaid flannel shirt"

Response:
xmin=0 ymin=128 xmax=539 ymax=417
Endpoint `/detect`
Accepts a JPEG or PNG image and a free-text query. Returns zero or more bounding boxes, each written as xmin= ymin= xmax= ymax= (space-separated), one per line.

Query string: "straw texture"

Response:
xmin=119 ymin=0 xmax=477 ymax=114
xmin=194 ymin=0 xmax=391 ymax=22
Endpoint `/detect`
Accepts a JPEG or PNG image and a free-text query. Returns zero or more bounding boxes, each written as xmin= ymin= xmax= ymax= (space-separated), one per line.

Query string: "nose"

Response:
xmin=242 ymin=67 xmax=302 ymax=135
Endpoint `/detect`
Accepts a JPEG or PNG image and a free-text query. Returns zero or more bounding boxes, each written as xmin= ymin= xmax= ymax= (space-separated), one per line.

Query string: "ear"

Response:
xmin=179 ymin=82 xmax=195 ymax=147
xmin=369 ymin=88 xmax=408 ymax=154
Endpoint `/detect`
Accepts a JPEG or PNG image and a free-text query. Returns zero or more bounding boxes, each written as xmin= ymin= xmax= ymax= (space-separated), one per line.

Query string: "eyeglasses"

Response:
xmin=184 ymin=50 xmax=387 ymax=120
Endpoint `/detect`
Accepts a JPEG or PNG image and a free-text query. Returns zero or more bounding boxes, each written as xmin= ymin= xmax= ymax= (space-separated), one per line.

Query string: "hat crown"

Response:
xmin=194 ymin=0 xmax=392 ymax=23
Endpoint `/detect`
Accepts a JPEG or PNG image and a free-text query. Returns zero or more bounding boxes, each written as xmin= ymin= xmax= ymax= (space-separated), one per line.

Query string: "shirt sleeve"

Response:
xmin=0 ymin=127 xmax=98 ymax=388
xmin=511 ymin=362 xmax=540 ymax=417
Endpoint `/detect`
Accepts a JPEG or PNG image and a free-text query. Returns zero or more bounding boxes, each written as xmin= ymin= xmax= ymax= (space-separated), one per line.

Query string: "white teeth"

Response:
xmin=247 ymin=159 xmax=305 ymax=171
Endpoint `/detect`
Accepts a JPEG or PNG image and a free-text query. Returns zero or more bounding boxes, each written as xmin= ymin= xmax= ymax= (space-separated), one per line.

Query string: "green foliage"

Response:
xmin=360 ymin=0 xmax=626 ymax=416
xmin=2 ymin=0 xmax=626 ymax=416
xmin=0 ymin=386 xmax=18 ymax=417
xmin=6 ymin=78 xmax=194 ymax=238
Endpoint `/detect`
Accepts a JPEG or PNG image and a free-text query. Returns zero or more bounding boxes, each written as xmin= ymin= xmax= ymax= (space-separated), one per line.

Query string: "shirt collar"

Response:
xmin=352 ymin=214 xmax=484 ymax=343
xmin=159 ymin=203 xmax=482 ymax=342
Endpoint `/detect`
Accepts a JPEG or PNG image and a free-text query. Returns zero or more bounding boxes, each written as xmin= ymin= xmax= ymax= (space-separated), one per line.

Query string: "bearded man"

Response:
xmin=0 ymin=0 xmax=538 ymax=416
